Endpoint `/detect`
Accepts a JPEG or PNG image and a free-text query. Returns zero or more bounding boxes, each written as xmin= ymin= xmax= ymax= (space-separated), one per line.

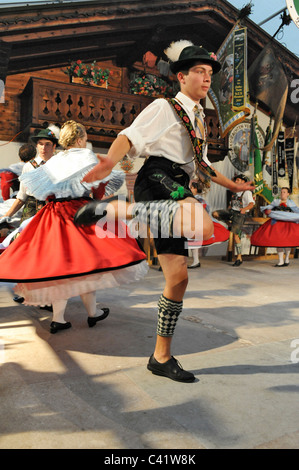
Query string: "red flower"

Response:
xmin=76 ymin=60 xmax=82 ymax=65
xmin=195 ymin=146 xmax=200 ymax=154
xmin=191 ymin=130 xmax=196 ymax=138
xmin=175 ymin=104 xmax=181 ymax=111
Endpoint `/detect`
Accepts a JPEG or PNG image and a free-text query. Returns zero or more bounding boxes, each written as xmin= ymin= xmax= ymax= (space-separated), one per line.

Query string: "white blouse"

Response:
xmin=20 ymin=148 xmax=124 ymax=200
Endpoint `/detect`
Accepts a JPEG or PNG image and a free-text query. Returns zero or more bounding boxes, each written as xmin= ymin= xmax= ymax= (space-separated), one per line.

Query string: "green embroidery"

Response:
xmin=170 ymin=185 xmax=186 ymax=200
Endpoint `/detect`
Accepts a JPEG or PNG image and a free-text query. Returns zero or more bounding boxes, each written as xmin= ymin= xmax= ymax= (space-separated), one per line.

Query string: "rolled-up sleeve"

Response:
xmin=119 ymin=99 xmax=170 ymax=159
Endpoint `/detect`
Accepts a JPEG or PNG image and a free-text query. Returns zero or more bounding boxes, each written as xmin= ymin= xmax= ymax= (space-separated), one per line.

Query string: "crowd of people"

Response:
xmin=0 ymin=38 xmax=298 ymax=383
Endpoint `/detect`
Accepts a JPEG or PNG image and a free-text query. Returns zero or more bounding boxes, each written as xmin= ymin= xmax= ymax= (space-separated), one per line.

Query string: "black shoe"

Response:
xmin=87 ymin=308 xmax=110 ymax=327
xmin=283 ymin=262 xmax=289 ymax=266
xmin=232 ymin=260 xmax=242 ymax=266
xmin=50 ymin=321 xmax=72 ymax=334
xmin=147 ymin=354 xmax=195 ymax=383
xmin=13 ymin=295 xmax=24 ymax=303
xmin=274 ymin=264 xmax=285 ymax=267
xmin=74 ymin=196 xmax=118 ymax=227
xmin=188 ymin=262 xmax=201 ymax=269
xmin=40 ymin=305 xmax=53 ymax=312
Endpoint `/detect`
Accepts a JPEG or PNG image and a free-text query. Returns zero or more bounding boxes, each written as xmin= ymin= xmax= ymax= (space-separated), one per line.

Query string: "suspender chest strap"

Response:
xmin=167 ymin=98 xmax=216 ymax=178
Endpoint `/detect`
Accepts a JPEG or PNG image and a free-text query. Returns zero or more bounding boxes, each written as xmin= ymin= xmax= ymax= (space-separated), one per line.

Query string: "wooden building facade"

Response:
xmin=0 ymin=0 xmax=298 ymax=159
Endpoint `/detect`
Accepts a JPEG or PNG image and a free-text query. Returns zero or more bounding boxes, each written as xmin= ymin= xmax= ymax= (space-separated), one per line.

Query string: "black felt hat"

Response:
xmin=170 ymin=45 xmax=221 ymax=74
xmin=233 ymin=174 xmax=249 ymax=182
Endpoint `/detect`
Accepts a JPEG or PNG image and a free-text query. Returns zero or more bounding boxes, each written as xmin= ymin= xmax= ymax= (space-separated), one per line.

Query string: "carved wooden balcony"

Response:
xmin=204 ymin=108 xmax=229 ymax=162
xmin=20 ymin=76 xmax=228 ymax=159
xmin=20 ymin=77 xmax=152 ymax=146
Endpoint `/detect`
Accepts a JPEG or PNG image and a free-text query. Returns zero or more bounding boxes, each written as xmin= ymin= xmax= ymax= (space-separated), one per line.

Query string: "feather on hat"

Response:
xmin=164 ymin=40 xmax=194 ymax=62
xmin=164 ymin=39 xmax=221 ymax=74
xmin=48 ymin=124 xmax=61 ymax=141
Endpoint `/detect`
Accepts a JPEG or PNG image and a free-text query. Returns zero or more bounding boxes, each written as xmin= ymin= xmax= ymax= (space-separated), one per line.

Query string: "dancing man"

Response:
xmin=75 ymin=40 xmax=254 ymax=382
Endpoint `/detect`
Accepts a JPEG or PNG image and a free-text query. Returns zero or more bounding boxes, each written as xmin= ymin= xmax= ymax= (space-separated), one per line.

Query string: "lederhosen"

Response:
xmin=20 ymin=159 xmax=47 ymax=223
xmin=134 ymin=99 xmax=216 ymax=256
xmin=229 ymin=192 xmax=247 ymax=236
xmin=215 ymin=192 xmax=247 ymax=237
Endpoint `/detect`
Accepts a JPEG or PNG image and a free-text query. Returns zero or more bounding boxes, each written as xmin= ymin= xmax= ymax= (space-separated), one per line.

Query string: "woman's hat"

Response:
xmin=31 ymin=127 xmax=59 ymax=144
xmin=165 ymin=40 xmax=221 ymax=74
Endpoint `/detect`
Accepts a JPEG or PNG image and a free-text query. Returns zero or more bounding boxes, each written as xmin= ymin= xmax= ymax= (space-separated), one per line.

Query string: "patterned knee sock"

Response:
xmin=132 ymin=200 xmax=180 ymax=238
xmin=157 ymin=294 xmax=183 ymax=337
xmin=235 ymin=243 xmax=242 ymax=255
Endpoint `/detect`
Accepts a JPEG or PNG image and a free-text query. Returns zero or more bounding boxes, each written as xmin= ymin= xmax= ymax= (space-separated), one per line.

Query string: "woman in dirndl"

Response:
xmin=0 ymin=121 xmax=147 ymax=333
xmin=251 ymin=187 xmax=299 ymax=267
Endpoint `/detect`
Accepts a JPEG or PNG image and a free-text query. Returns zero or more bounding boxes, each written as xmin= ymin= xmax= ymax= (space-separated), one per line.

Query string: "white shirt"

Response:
xmin=236 ymin=190 xmax=254 ymax=211
xmin=119 ymin=91 xmax=211 ymax=179
xmin=16 ymin=155 xmax=45 ymax=201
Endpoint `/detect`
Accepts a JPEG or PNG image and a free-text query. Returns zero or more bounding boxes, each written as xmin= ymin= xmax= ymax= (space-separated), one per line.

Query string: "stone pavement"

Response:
xmin=0 ymin=256 xmax=299 ymax=449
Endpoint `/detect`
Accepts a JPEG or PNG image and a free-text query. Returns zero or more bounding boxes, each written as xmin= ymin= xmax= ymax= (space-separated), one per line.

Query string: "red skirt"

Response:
xmin=0 ymin=199 xmax=148 ymax=304
xmin=188 ymin=221 xmax=229 ymax=248
xmin=251 ymin=219 xmax=299 ymax=247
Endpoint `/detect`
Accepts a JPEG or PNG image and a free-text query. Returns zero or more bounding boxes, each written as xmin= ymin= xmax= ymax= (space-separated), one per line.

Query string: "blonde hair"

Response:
xmin=58 ymin=120 xmax=86 ymax=149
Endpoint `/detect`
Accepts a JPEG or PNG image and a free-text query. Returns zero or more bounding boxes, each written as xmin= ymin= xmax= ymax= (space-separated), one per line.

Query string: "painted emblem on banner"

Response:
xmin=209 ymin=26 xmax=250 ymax=137
xmin=228 ymin=121 xmax=264 ymax=172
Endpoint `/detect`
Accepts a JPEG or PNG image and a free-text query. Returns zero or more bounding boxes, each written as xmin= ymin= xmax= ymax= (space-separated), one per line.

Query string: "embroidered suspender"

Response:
xmin=167 ymin=98 xmax=216 ymax=178
xmin=30 ymin=159 xmax=45 ymax=169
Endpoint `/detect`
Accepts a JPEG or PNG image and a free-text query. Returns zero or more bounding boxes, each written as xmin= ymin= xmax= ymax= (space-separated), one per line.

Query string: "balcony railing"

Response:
xmin=20 ymin=77 xmax=153 ymax=145
xmin=20 ymin=76 xmax=227 ymax=158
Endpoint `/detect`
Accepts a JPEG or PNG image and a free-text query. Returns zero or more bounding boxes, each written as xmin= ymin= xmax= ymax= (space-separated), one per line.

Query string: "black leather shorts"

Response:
xmin=134 ymin=156 xmax=192 ymax=256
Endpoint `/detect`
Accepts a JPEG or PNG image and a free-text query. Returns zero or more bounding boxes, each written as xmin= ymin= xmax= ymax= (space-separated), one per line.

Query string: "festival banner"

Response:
xmin=209 ymin=25 xmax=250 ymax=137
xmin=261 ymin=122 xmax=274 ymax=202
xmin=272 ymin=143 xmax=279 ymax=197
xmin=252 ymin=116 xmax=263 ymax=196
xmin=251 ymin=114 xmax=273 ymax=202
xmin=277 ymin=130 xmax=286 ymax=178
xmin=248 ymin=44 xmax=288 ymax=151
xmin=232 ymin=27 xmax=248 ymax=112
xmin=292 ymin=139 xmax=299 ymax=194
xmin=285 ymin=137 xmax=296 ymax=192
